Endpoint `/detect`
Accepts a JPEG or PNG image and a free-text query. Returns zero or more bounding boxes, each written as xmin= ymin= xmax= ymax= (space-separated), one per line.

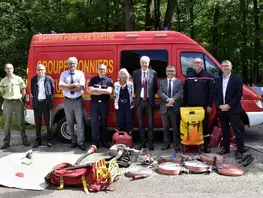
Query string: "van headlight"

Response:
xmin=254 ymin=100 xmax=263 ymax=108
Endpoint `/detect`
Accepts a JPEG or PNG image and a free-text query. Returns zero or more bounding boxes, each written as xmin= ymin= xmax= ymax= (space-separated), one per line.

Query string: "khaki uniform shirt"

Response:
xmin=0 ymin=75 xmax=26 ymax=99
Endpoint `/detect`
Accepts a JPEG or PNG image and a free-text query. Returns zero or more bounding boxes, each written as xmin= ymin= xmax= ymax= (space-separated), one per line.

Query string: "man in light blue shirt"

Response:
xmin=59 ymin=57 xmax=86 ymax=151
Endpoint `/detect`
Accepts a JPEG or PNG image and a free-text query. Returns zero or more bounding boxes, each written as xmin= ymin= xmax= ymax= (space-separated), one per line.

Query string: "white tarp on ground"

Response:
xmin=0 ymin=152 xmax=82 ymax=191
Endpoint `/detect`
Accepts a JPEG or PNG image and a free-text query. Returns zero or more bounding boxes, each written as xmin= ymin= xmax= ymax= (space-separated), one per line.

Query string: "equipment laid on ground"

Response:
xmin=158 ymin=162 xmax=189 ymax=175
xmin=112 ymin=131 xmax=133 ymax=147
xmin=200 ymin=153 xmax=224 ymax=165
xmin=180 ymin=107 xmax=205 ymax=153
xmin=21 ymin=150 xmax=33 ymax=165
xmin=45 ymin=145 xmax=120 ymax=193
xmin=124 ymin=167 xmax=151 ymax=180
xmin=215 ymin=163 xmax=244 ymax=176
xmin=238 ymin=154 xmax=254 ymax=167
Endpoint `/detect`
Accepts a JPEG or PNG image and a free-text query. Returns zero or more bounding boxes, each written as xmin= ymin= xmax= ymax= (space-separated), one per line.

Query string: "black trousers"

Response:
xmin=161 ymin=108 xmax=180 ymax=144
xmin=219 ymin=112 xmax=245 ymax=151
xmin=90 ymin=101 xmax=109 ymax=145
xmin=136 ymin=98 xmax=154 ymax=142
xmin=33 ymin=100 xmax=52 ymax=141
xmin=115 ymin=102 xmax=133 ymax=133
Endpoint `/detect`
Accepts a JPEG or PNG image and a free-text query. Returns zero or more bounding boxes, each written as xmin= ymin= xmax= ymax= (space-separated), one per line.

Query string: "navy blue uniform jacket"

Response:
xmin=184 ymin=69 xmax=214 ymax=107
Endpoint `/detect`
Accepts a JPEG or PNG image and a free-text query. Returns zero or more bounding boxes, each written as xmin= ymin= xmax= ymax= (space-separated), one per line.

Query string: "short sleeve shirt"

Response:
xmin=88 ymin=75 xmax=113 ymax=101
xmin=0 ymin=75 xmax=25 ymax=99
xmin=59 ymin=69 xmax=85 ymax=98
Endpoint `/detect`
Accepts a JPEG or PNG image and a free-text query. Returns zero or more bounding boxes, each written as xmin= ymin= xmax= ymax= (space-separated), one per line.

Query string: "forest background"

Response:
xmin=0 ymin=0 xmax=263 ymax=85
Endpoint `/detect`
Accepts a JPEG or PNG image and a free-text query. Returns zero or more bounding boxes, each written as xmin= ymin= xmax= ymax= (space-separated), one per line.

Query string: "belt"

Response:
xmin=93 ymin=100 xmax=108 ymax=103
xmin=65 ymin=96 xmax=82 ymax=100
xmin=5 ymin=99 xmax=20 ymax=102
xmin=119 ymin=99 xmax=128 ymax=103
xmin=38 ymin=99 xmax=46 ymax=102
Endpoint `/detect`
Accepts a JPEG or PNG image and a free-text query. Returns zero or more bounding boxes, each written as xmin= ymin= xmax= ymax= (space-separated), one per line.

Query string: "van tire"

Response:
xmin=56 ymin=117 xmax=72 ymax=143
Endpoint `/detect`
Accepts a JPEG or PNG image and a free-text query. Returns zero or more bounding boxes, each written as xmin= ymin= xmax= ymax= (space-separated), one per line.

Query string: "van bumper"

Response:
xmin=246 ymin=112 xmax=263 ymax=126
xmin=25 ymin=109 xmax=35 ymax=125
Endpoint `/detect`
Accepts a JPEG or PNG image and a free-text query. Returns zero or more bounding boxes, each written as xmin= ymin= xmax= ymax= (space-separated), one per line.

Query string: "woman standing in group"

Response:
xmin=113 ymin=68 xmax=134 ymax=134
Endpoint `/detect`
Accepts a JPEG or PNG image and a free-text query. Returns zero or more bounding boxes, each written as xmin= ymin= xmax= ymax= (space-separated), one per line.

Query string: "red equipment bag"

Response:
xmin=210 ymin=120 xmax=236 ymax=147
xmin=112 ymin=131 xmax=132 ymax=147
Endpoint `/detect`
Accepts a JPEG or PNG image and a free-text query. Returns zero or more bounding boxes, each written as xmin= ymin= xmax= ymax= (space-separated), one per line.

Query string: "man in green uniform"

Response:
xmin=0 ymin=63 xmax=30 ymax=149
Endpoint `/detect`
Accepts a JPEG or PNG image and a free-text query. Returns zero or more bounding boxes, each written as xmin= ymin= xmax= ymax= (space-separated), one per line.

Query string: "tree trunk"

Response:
xmin=145 ymin=0 xmax=155 ymax=30
xmin=105 ymin=0 xmax=110 ymax=31
xmin=240 ymin=0 xmax=248 ymax=84
xmin=211 ymin=3 xmax=220 ymax=60
xmin=253 ymin=0 xmax=260 ymax=85
xmin=163 ymin=0 xmax=176 ymax=29
xmin=175 ymin=0 xmax=181 ymax=31
xmin=154 ymin=0 xmax=161 ymax=30
xmin=124 ymin=0 xmax=134 ymax=31
xmin=189 ymin=0 xmax=195 ymax=39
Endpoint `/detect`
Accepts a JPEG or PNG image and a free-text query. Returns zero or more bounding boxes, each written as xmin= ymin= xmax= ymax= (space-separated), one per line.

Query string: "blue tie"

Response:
xmin=70 ymin=72 xmax=74 ymax=95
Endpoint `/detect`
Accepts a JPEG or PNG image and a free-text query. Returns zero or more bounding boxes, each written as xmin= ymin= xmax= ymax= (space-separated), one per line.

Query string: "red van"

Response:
xmin=25 ymin=31 xmax=263 ymax=142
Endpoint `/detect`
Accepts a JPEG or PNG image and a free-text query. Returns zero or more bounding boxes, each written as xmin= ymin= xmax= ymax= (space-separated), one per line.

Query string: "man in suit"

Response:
xmin=158 ymin=65 xmax=183 ymax=151
xmin=31 ymin=64 xmax=54 ymax=148
xmin=132 ymin=56 xmax=157 ymax=150
xmin=184 ymin=58 xmax=214 ymax=153
xmin=215 ymin=60 xmax=247 ymax=159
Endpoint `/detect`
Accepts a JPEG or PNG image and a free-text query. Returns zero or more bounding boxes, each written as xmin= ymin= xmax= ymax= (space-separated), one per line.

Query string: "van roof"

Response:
xmin=31 ymin=31 xmax=199 ymax=46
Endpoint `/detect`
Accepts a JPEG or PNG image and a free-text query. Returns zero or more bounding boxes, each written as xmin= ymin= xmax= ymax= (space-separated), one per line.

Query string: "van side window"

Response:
xmin=180 ymin=52 xmax=220 ymax=77
xmin=205 ymin=55 xmax=220 ymax=77
xmin=120 ymin=50 xmax=168 ymax=78
xmin=180 ymin=52 xmax=203 ymax=76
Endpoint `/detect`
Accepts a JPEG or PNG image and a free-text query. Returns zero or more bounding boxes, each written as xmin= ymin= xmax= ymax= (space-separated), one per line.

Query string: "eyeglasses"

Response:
xmin=194 ymin=62 xmax=202 ymax=64
xmin=222 ymin=65 xmax=231 ymax=68
xmin=98 ymin=68 xmax=106 ymax=71
xmin=37 ymin=69 xmax=44 ymax=71
xmin=166 ymin=70 xmax=175 ymax=72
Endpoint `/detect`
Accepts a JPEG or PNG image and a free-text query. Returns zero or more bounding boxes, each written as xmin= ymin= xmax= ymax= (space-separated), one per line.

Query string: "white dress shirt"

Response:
xmin=38 ymin=77 xmax=46 ymax=100
xmin=222 ymin=73 xmax=231 ymax=104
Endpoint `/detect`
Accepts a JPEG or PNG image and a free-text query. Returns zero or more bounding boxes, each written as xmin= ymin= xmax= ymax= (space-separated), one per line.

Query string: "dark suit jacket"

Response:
xmin=214 ymin=73 xmax=243 ymax=114
xmin=132 ymin=68 xmax=157 ymax=107
xmin=31 ymin=75 xmax=55 ymax=109
xmin=158 ymin=78 xmax=183 ymax=114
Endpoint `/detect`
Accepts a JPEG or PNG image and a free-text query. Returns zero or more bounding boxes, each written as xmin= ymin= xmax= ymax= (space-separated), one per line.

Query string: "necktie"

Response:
xmin=168 ymin=79 xmax=172 ymax=98
xmin=70 ymin=72 xmax=74 ymax=95
xmin=143 ymin=72 xmax=148 ymax=100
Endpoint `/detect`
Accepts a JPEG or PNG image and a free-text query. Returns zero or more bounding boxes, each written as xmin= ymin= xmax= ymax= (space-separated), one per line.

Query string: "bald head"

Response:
xmin=4 ymin=63 xmax=14 ymax=77
xmin=37 ymin=64 xmax=46 ymax=78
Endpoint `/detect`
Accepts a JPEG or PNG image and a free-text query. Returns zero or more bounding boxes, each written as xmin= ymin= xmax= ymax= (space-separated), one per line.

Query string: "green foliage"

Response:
xmin=0 ymin=0 xmax=262 ymax=85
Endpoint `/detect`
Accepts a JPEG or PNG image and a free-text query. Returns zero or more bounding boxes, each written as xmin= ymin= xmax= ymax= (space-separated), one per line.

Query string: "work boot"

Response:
xmin=138 ymin=142 xmax=146 ymax=150
xmin=32 ymin=141 xmax=41 ymax=148
xmin=148 ymin=142 xmax=154 ymax=151
xmin=203 ymin=137 xmax=211 ymax=153
xmin=1 ymin=144 xmax=9 ymax=150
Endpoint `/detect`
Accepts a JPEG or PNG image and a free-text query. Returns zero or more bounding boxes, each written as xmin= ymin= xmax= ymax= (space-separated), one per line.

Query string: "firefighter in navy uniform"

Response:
xmin=183 ymin=58 xmax=214 ymax=153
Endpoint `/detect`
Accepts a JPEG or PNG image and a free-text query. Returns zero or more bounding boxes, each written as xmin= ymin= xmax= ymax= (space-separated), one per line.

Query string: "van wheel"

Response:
xmin=56 ymin=117 xmax=72 ymax=143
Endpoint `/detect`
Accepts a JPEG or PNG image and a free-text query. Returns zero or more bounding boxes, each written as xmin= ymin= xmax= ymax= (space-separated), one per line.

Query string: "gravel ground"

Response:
xmin=0 ymin=125 xmax=263 ymax=198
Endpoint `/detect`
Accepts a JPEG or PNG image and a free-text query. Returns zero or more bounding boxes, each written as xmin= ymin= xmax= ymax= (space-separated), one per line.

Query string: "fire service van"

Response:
xmin=25 ymin=31 xmax=263 ymax=142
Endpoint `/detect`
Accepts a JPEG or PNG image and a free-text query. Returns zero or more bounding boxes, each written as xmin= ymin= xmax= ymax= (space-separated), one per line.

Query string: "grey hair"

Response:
xmin=67 ymin=57 xmax=78 ymax=64
xmin=140 ymin=56 xmax=150 ymax=63
xmin=194 ymin=58 xmax=204 ymax=64
xmin=98 ymin=63 xmax=107 ymax=69
xmin=37 ymin=64 xmax=45 ymax=69
xmin=166 ymin=65 xmax=175 ymax=70
xmin=118 ymin=68 xmax=130 ymax=82
xmin=221 ymin=60 xmax=232 ymax=66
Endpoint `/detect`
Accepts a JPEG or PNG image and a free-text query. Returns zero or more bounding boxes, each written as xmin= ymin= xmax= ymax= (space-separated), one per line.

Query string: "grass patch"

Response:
xmin=0 ymin=114 xmax=35 ymax=130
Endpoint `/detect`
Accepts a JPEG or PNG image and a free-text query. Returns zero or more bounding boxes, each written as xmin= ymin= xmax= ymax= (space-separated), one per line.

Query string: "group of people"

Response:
xmin=0 ymin=56 xmax=246 ymax=159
